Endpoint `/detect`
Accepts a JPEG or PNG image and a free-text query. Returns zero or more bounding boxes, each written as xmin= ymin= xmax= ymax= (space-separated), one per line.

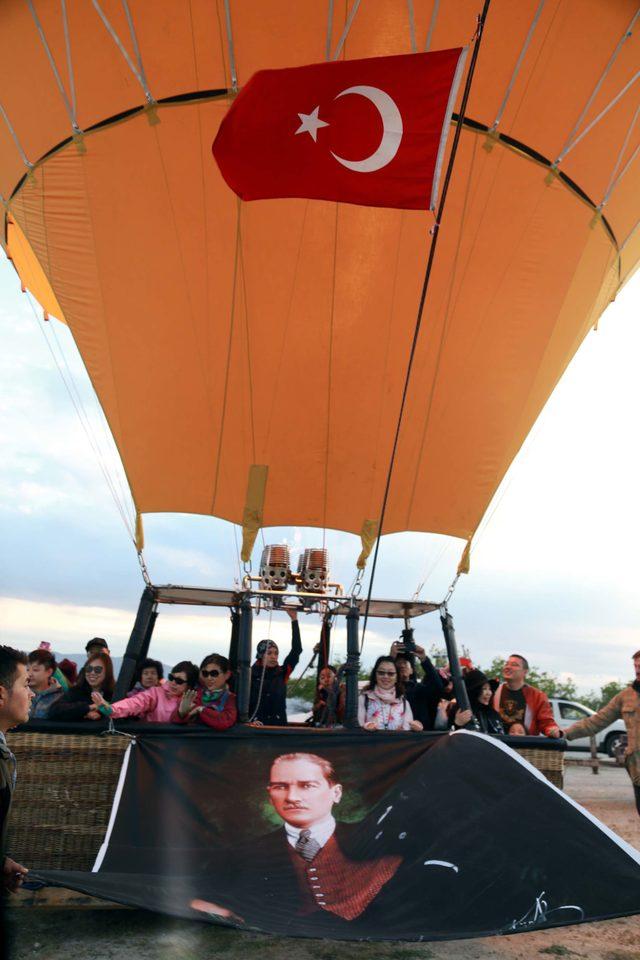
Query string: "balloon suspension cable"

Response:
xmin=349 ymin=567 xmax=365 ymax=598
xmin=359 ymin=0 xmax=491 ymax=651
xmin=288 ymin=649 xmax=318 ymax=697
xmin=443 ymin=572 xmax=461 ymax=607
xmin=288 ymin=611 xmax=331 ymax=697
xmin=136 ymin=549 xmax=152 ymax=587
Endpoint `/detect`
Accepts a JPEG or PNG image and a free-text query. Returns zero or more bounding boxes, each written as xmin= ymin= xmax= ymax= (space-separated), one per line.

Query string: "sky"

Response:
xmin=1 ymin=251 xmax=639 ymax=696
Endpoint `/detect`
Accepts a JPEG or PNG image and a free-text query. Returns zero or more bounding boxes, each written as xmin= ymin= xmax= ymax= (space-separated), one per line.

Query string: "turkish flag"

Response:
xmin=213 ymin=49 xmax=467 ymax=211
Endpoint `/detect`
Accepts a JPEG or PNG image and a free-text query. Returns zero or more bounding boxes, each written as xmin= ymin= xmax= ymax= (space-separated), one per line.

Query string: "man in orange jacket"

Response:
xmin=492 ymin=654 xmax=561 ymax=737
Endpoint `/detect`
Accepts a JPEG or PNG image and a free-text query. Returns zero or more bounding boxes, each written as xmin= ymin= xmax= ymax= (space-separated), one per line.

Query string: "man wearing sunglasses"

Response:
xmin=92 ymin=661 xmax=198 ymax=723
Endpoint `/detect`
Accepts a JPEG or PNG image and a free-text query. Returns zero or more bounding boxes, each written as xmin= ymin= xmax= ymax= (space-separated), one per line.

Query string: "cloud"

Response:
xmin=0 ymin=594 xmax=397 ymax=681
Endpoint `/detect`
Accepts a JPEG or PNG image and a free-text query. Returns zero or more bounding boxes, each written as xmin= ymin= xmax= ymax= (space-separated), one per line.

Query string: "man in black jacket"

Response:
xmin=0 ymin=646 xmax=32 ymax=895
xmin=249 ymin=610 xmax=302 ymax=725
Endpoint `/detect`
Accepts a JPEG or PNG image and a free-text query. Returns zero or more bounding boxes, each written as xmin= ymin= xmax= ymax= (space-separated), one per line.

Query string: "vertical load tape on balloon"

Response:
xmin=241 ymin=465 xmax=269 ymax=563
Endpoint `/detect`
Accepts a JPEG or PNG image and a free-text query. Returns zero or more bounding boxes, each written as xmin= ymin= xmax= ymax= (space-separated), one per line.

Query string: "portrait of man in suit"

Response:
xmin=191 ymin=750 xmax=403 ymax=926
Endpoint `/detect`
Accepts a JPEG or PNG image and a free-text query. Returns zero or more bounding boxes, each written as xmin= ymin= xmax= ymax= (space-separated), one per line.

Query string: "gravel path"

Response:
xmin=4 ymin=765 xmax=640 ymax=960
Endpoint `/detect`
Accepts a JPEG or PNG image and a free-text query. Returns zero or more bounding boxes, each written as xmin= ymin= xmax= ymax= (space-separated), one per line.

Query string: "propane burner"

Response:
xmin=259 ymin=544 xmax=291 ymax=591
xmin=297 ymin=547 xmax=330 ymax=593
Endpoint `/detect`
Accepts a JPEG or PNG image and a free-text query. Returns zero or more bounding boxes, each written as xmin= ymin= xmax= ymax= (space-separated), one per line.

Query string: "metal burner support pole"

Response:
xmin=236 ymin=593 xmax=253 ymax=722
xmin=343 ymin=602 xmax=361 ymax=727
xmin=440 ymin=604 xmax=472 ymax=714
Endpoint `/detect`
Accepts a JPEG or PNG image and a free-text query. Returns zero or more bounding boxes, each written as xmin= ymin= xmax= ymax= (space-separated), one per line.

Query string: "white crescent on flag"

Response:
xmin=330 ymin=85 xmax=404 ymax=173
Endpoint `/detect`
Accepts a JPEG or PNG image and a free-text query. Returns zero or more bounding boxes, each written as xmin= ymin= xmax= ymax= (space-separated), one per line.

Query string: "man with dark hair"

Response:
xmin=27 ymin=649 xmax=63 ymax=719
xmin=191 ymin=751 xmax=404 ymax=926
xmin=492 ymin=654 xmax=561 ymax=737
xmin=85 ymin=637 xmax=110 ymax=657
xmin=563 ymin=650 xmax=640 ymax=815
xmin=0 ymin=645 xmax=33 ymax=893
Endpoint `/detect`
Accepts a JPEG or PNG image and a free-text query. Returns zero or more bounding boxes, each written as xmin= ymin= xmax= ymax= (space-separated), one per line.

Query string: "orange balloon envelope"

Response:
xmin=1 ymin=1 xmax=639 ymax=555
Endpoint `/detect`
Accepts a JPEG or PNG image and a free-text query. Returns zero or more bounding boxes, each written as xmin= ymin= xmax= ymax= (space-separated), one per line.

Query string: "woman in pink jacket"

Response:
xmin=92 ymin=660 xmax=198 ymax=722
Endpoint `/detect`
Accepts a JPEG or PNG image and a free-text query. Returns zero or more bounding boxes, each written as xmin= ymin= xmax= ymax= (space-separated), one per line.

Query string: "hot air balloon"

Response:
xmin=3 ymin=0 xmax=640 ymax=941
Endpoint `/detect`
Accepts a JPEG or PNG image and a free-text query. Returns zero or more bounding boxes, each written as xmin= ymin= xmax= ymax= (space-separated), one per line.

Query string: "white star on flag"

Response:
xmin=295 ymin=106 xmax=329 ymax=142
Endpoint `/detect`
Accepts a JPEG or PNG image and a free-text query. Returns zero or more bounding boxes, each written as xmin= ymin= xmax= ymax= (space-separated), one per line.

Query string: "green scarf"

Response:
xmin=201 ymin=688 xmax=225 ymax=704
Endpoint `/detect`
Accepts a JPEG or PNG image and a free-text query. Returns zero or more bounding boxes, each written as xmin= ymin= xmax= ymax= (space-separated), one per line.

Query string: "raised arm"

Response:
xmin=282 ymin=610 xmax=302 ymax=677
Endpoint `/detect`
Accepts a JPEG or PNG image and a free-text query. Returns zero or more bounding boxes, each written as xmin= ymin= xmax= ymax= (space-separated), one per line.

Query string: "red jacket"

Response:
xmin=171 ymin=687 xmax=237 ymax=730
xmin=492 ymin=682 xmax=558 ymax=736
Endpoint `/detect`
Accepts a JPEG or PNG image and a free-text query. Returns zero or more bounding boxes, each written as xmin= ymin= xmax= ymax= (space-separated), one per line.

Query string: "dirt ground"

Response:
xmin=4 ymin=764 xmax=640 ymax=960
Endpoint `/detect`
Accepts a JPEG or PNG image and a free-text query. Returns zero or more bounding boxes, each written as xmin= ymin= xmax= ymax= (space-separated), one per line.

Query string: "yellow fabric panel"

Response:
xmin=135 ymin=513 xmax=144 ymax=553
xmin=6 ymin=217 xmax=66 ymax=324
xmin=357 ymin=520 xmax=380 ymax=571
xmin=1 ymin=2 xmax=638 ymax=543
xmin=241 ymin=465 xmax=269 ymax=563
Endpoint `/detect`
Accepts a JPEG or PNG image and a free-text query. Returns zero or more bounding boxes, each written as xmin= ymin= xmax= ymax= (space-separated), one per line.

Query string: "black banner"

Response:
xmin=36 ymin=729 xmax=640 ymax=940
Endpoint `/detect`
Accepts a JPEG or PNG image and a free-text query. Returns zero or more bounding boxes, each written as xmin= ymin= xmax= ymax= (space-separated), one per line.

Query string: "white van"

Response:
xmin=550 ymin=697 xmax=627 ymax=756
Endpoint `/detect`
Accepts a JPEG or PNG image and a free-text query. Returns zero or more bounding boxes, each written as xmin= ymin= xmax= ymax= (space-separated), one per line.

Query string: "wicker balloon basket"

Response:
xmin=7 ymin=732 xmax=129 ymax=871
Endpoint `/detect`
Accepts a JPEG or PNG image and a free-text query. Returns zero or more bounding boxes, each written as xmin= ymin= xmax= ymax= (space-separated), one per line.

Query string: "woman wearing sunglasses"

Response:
xmin=358 ymin=656 xmax=423 ymax=732
xmin=171 ymin=655 xmax=237 ymax=729
xmin=90 ymin=661 xmax=198 ymax=723
xmin=49 ymin=652 xmax=115 ymax=721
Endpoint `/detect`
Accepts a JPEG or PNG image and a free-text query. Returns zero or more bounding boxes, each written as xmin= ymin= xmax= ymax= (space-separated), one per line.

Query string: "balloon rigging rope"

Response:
xmin=407 ymin=1 xmax=417 ymax=55
xmin=91 ymin=0 xmax=155 ymax=104
xmin=600 ymin=101 xmax=640 ymax=209
xmin=471 ymin=208 xmax=621 ymax=556
xmin=331 ymin=0 xmax=363 ymax=61
xmin=404 ymin=133 xmax=480 ymax=524
xmin=26 ymin=0 xmax=79 ymax=133
xmin=262 ymin=202 xmax=311 ymax=457
xmin=424 ymin=0 xmax=441 ymax=52
xmin=555 ymin=6 xmax=640 ymax=167
xmin=0 ymin=103 xmax=32 ymax=170
xmin=237 ymin=209 xmax=258 ymax=465
xmin=24 ymin=293 xmax=136 ymax=543
xmin=359 ymin=0 xmax=492 ymax=653
xmin=210 ymin=199 xmax=241 ymax=515
xmin=325 ymin=1 xmax=335 ymax=61
xmin=489 ymin=0 xmax=546 ymax=133
xmin=408 ymin=15 xmax=571 ymax=584
xmin=222 ymin=0 xmax=238 ymax=92
xmin=322 ymin=204 xmax=339 ymax=548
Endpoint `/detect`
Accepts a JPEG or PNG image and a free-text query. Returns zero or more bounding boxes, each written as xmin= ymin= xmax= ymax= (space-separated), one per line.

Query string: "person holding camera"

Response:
xmin=389 ymin=640 xmax=444 ymax=730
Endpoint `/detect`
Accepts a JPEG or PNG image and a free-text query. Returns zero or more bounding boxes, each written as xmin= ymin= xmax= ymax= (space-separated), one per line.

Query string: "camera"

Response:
xmin=399 ymin=626 xmax=416 ymax=656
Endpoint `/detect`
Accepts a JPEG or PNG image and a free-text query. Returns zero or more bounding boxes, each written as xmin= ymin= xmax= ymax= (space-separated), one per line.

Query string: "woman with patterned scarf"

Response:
xmin=171 ymin=654 xmax=238 ymax=730
xmin=358 ymin=656 xmax=423 ymax=731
